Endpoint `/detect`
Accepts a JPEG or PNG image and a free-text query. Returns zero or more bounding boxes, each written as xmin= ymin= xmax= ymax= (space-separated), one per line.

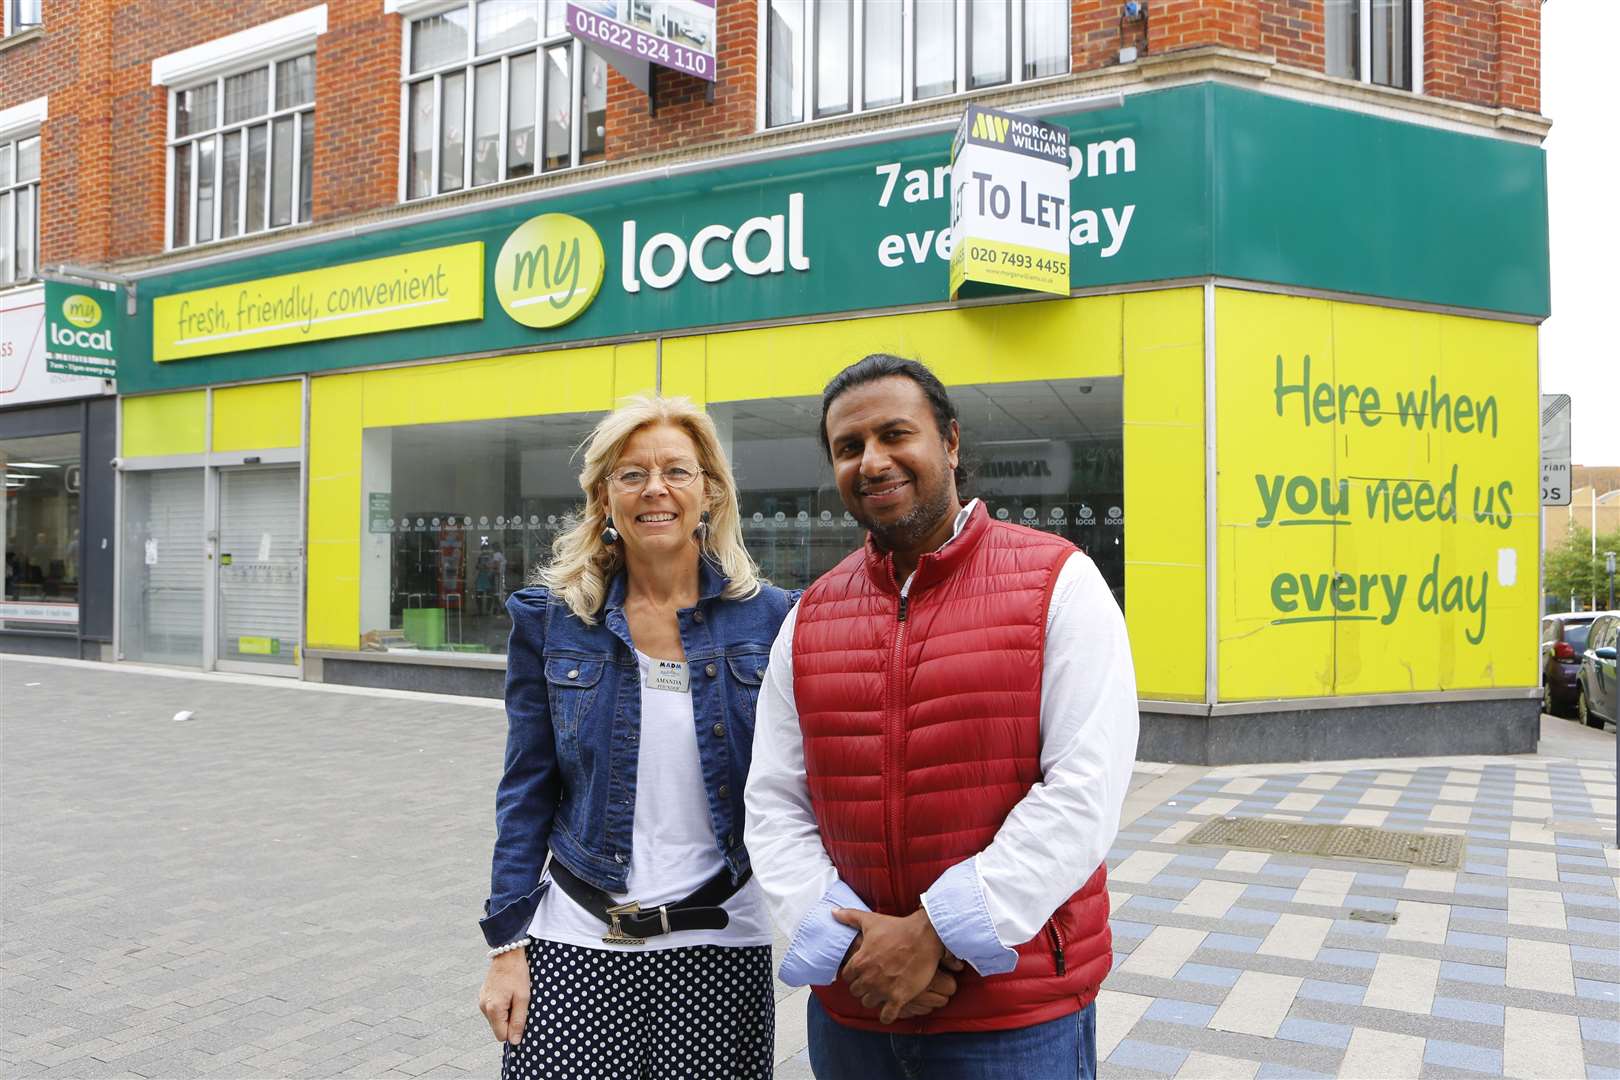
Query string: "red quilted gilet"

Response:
xmin=792 ymin=501 xmax=1112 ymax=1034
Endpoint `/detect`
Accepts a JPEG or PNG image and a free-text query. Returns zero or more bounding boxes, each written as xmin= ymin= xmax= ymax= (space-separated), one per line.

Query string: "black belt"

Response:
xmin=546 ymin=856 xmax=750 ymax=946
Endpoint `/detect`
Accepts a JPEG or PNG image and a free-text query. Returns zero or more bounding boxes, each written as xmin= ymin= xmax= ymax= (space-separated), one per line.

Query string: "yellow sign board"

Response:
xmin=1215 ymin=289 xmax=1538 ymax=700
xmin=238 ymin=636 xmax=280 ymax=655
xmin=154 ymin=243 xmax=485 ymax=361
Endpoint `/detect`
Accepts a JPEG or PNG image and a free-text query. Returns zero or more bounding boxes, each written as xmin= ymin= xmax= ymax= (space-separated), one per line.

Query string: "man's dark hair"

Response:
xmin=819 ymin=354 xmax=967 ymax=489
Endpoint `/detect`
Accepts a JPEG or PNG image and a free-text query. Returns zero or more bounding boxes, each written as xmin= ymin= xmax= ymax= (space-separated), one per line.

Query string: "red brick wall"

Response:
xmin=311 ymin=5 xmax=400 ymax=219
xmin=1148 ymin=0 xmax=1261 ymax=54
xmin=603 ymin=0 xmax=758 ymax=161
xmin=1256 ymin=0 xmax=1323 ymax=70
xmin=0 ymin=0 xmax=1547 ymax=273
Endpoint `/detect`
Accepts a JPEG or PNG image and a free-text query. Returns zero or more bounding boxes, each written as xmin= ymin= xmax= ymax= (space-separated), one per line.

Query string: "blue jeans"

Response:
xmin=806 ymin=995 xmax=1097 ymax=1080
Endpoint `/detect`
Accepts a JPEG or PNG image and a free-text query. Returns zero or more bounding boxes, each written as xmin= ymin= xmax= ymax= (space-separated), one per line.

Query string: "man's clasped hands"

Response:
xmin=833 ymin=908 xmax=965 ymax=1025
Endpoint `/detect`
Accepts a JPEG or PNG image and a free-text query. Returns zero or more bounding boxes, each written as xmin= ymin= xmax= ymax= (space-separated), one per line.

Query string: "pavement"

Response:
xmin=1 ymin=655 xmax=1616 ymax=1080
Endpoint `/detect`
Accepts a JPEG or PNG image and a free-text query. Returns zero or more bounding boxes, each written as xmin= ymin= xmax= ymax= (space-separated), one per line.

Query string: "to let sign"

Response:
xmin=566 ymin=1 xmax=717 ymax=81
xmin=1541 ymin=393 xmax=1571 ymax=507
xmin=949 ymin=105 xmax=1072 ymax=299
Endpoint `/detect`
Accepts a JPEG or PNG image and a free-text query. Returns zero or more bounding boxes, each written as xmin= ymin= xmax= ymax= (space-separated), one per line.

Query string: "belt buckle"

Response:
xmin=603 ymin=901 xmax=646 ymax=946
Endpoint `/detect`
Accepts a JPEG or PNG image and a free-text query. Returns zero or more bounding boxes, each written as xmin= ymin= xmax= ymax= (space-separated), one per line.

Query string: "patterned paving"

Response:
xmin=1097 ymin=754 xmax=1620 ymax=1079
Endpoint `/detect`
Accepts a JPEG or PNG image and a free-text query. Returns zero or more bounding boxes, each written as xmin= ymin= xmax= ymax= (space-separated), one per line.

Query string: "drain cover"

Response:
xmin=1184 ymin=818 xmax=1464 ymax=869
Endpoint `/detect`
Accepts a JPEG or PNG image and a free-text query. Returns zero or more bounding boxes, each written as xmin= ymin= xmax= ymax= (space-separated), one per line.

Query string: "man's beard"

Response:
xmin=852 ymin=473 xmax=953 ymax=552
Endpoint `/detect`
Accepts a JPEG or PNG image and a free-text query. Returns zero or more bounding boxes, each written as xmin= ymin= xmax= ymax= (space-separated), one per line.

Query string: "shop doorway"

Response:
xmin=120 ymin=464 xmax=303 ymax=675
xmin=213 ymin=465 xmax=302 ymax=674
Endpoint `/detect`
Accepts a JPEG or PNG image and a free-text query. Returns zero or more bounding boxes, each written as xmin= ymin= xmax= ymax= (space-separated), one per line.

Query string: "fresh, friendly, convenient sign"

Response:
xmin=44 ymin=280 xmax=119 ymax=378
xmin=567 ymin=0 xmax=716 ymax=81
xmin=949 ymin=105 xmax=1072 ymax=298
xmin=153 ymin=243 xmax=485 ymax=361
xmin=495 ymin=214 xmax=605 ymax=328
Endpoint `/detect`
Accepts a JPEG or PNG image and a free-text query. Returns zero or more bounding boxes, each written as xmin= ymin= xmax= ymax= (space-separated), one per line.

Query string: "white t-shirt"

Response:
xmin=527 ymin=649 xmax=773 ymax=951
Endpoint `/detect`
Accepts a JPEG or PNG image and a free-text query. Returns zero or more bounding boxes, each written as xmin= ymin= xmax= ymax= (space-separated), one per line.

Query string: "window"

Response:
xmin=403 ymin=0 xmax=609 ymax=201
xmin=1325 ymin=0 xmax=1421 ymax=92
xmin=765 ymin=0 xmax=1069 ymax=129
xmin=2 ymin=433 xmax=79 ymax=634
xmin=358 ymin=412 xmax=603 ymax=654
xmin=712 ymin=377 xmax=1123 ymax=604
xmin=168 ymin=53 xmax=316 ymax=249
xmin=6 ymin=0 xmax=42 ymax=34
xmin=0 ymin=132 xmax=40 ymax=285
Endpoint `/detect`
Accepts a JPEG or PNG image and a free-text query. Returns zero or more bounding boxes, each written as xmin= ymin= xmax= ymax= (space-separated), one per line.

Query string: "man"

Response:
xmin=745 ymin=355 xmax=1139 ymax=1078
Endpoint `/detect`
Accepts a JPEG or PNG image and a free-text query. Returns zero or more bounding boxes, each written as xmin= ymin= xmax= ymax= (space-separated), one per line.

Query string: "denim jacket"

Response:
xmin=480 ymin=558 xmax=799 ymax=947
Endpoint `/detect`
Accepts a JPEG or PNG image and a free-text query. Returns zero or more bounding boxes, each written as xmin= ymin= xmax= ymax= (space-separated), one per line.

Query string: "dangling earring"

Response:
xmin=692 ymin=510 xmax=711 ymax=545
xmin=601 ymin=517 xmax=620 ymax=546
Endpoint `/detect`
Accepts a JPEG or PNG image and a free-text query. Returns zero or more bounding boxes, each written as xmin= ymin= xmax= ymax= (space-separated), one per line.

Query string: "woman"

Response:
xmin=478 ymin=396 xmax=795 ymax=1079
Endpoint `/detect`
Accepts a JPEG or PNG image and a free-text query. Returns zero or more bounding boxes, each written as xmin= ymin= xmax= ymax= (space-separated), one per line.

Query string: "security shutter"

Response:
xmin=217 ymin=467 xmax=302 ymax=660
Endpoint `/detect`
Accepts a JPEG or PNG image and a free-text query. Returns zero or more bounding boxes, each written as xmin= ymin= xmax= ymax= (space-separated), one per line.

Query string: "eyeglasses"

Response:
xmin=606 ymin=461 xmax=703 ymax=493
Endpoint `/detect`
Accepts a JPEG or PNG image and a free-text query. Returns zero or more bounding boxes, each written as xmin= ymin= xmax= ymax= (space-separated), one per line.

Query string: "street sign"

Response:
xmin=1542 ymin=393 xmax=1571 ymax=507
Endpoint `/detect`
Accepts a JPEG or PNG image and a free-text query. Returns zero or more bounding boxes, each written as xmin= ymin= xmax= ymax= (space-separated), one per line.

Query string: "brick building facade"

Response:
xmin=1 ymin=2 xmax=1557 ymax=763
xmin=0 ymin=0 xmax=1545 ymax=276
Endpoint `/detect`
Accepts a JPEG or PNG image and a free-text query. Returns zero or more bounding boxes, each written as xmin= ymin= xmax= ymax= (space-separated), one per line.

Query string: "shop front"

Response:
xmin=114 ymin=81 xmax=1549 ymax=762
xmin=0 ymin=283 xmax=117 ymax=659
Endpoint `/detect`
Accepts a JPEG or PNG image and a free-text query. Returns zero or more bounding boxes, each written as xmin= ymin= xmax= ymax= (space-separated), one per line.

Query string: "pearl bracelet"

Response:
xmin=487 ymin=939 xmax=529 ymax=959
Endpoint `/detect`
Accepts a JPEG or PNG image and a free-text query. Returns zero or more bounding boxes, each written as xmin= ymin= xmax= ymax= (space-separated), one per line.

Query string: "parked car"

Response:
xmin=1578 ymin=613 xmax=1620 ymax=730
xmin=1542 ymin=613 xmax=1599 ymax=717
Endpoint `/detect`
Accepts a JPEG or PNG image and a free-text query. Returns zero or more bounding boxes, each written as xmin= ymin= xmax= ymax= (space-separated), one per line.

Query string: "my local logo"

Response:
xmin=52 ymin=293 xmax=112 ymax=350
xmin=495 ymin=213 xmax=605 ymax=329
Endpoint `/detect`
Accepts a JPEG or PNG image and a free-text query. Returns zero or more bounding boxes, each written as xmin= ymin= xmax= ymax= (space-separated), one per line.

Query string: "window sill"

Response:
xmin=760 ymin=70 xmax=1077 ymax=137
xmin=305 ymin=646 xmax=508 ymax=669
xmin=0 ymin=26 xmax=43 ymax=53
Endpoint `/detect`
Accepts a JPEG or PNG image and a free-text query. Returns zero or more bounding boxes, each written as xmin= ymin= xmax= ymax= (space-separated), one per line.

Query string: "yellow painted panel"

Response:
xmin=154 ymin=242 xmax=485 ymax=361
xmin=307 ymin=374 xmax=364 ymax=650
xmin=358 ymin=347 xmax=618 ymax=428
xmin=612 ymin=341 xmax=658 ymax=403
xmin=705 ymin=295 xmax=1123 ymax=403
xmin=122 ymin=391 xmax=206 ymax=457
xmin=660 ymin=335 xmax=708 ymax=405
xmin=1123 ymin=288 xmax=1204 ymax=701
xmin=212 ymin=381 xmax=302 ymax=452
xmin=1216 ymin=288 xmax=1538 ymax=700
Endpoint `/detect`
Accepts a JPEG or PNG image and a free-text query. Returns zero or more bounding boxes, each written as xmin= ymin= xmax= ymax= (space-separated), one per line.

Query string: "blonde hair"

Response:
xmin=539 ymin=396 xmax=762 ymax=623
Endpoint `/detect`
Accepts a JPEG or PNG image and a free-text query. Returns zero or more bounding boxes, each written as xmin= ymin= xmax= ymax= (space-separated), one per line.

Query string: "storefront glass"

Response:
xmin=1 ymin=432 xmax=81 ymax=632
xmin=358 ymin=412 xmax=602 ymax=655
xmin=120 ymin=468 xmax=206 ymax=665
xmin=713 ymin=376 xmax=1125 ymax=601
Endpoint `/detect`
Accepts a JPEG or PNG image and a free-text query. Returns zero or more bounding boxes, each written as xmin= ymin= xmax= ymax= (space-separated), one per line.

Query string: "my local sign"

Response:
xmin=44 ymin=279 xmax=119 ymax=378
xmin=121 ymin=84 xmax=1550 ymax=394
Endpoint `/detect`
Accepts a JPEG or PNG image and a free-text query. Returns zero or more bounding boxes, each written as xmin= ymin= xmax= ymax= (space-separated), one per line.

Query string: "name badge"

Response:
xmin=645 ymin=659 xmax=690 ymax=693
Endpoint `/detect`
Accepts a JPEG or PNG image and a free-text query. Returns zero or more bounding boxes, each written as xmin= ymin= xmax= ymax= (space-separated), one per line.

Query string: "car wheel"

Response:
xmin=1579 ymin=688 xmax=1603 ymax=728
xmin=1543 ymin=681 xmax=1554 ymax=717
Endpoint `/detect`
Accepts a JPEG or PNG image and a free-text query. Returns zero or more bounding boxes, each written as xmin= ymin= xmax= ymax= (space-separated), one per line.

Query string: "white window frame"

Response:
xmin=757 ymin=0 xmax=1069 ymax=132
xmin=1333 ymin=0 xmax=1424 ymax=93
xmin=152 ymin=7 xmax=328 ymax=252
xmin=396 ymin=0 xmax=607 ymax=204
xmin=5 ymin=0 xmax=42 ymax=37
xmin=0 ymin=96 xmax=46 ymax=288
xmin=164 ymin=51 xmax=319 ymax=251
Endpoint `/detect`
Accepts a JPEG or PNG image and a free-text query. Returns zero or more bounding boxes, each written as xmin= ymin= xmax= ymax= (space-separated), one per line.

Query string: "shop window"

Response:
xmin=712 ymin=377 xmax=1124 ymax=604
xmin=168 ymin=53 xmax=316 ymax=249
xmin=358 ymin=412 xmax=603 ymax=655
xmin=2 ymin=433 xmax=80 ymax=633
xmin=403 ymin=0 xmax=609 ymax=202
xmin=1325 ymin=0 xmax=1419 ymax=92
xmin=765 ymin=0 xmax=1070 ymax=130
xmin=0 ymin=132 xmax=41 ymax=286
